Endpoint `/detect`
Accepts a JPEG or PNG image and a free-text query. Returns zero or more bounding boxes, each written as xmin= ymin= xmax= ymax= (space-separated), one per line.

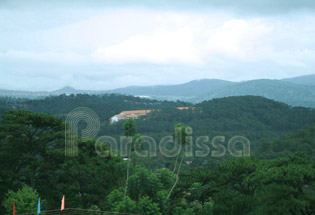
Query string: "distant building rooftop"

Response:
xmin=109 ymin=107 xmax=193 ymax=124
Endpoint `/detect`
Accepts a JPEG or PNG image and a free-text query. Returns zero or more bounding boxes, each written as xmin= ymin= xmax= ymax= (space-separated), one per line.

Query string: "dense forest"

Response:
xmin=0 ymin=94 xmax=190 ymax=120
xmin=0 ymin=94 xmax=315 ymax=214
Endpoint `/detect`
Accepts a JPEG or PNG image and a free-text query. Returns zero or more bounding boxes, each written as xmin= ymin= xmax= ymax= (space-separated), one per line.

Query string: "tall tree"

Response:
xmin=123 ymin=118 xmax=137 ymax=137
xmin=166 ymin=123 xmax=190 ymax=201
xmin=0 ymin=110 xmax=64 ymax=212
xmin=122 ymin=118 xmax=137 ymax=198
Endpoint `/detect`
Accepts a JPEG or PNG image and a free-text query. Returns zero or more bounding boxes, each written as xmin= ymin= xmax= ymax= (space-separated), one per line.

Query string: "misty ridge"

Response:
xmin=1 ymin=73 xmax=315 ymax=108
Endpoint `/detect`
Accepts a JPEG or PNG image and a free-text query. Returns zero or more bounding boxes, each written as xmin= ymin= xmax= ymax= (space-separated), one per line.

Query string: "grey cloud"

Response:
xmin=1 ymin=0 xmax=314 ymax=14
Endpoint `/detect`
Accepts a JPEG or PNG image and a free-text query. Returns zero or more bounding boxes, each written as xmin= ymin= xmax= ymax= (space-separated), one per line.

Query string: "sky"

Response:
xmin=1 ymin=0 xmax=315 ymax=91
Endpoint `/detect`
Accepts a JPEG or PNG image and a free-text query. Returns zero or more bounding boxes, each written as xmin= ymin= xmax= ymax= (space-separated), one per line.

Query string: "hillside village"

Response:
xmin=110 ymin=107 xmax=192 ymax=124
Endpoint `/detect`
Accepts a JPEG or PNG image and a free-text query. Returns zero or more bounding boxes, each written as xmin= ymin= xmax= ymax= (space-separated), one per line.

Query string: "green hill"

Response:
xmin=259 ymin=123 xmax=315 ymax=160
xmin=131 ymin=96 xmax=315 ymax=136
xmin=199 ymin=79 xmax=315 ymax=107
xmin=0 ymin=94 xmax=191 ymax=121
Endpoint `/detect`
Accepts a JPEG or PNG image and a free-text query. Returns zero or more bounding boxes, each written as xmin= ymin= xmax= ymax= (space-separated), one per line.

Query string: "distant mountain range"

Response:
xmin=282 ymin=74 xmax=315 ymax=85
xmin=1 ymin=74 xmax=315 ymax=107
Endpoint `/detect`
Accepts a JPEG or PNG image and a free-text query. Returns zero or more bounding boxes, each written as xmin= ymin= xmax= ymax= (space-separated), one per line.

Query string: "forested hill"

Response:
xmin=2 ymin=94 xmax=315 ymax=150
xmin=197 ymin=95 xmax=315 ymax=132
xmin=0 ymin=94 xmax=191 ymax=121
xmin=260 ymin=123 xmax=315 ymax=161
xmin=130 ymin=96 xmax=315 ymax=134
xmin=1 ymin=94 xmax=315 ymax=136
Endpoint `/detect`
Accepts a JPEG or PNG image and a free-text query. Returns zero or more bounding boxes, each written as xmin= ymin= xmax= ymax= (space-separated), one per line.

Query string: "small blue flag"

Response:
xmin=37 ymin=197 xmax=40 ymax=215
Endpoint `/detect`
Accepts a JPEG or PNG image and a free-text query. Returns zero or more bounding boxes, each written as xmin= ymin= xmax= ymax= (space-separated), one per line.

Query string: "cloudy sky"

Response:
xmin=1 ymin=0 xmax=315 ymax=91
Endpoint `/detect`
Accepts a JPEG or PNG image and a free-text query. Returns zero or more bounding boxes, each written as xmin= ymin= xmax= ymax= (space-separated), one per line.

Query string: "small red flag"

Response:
xmin=13 ymin=202 xmax=15 ymax=215
xmin=61 ymin=195 xmax=65 ymax=211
